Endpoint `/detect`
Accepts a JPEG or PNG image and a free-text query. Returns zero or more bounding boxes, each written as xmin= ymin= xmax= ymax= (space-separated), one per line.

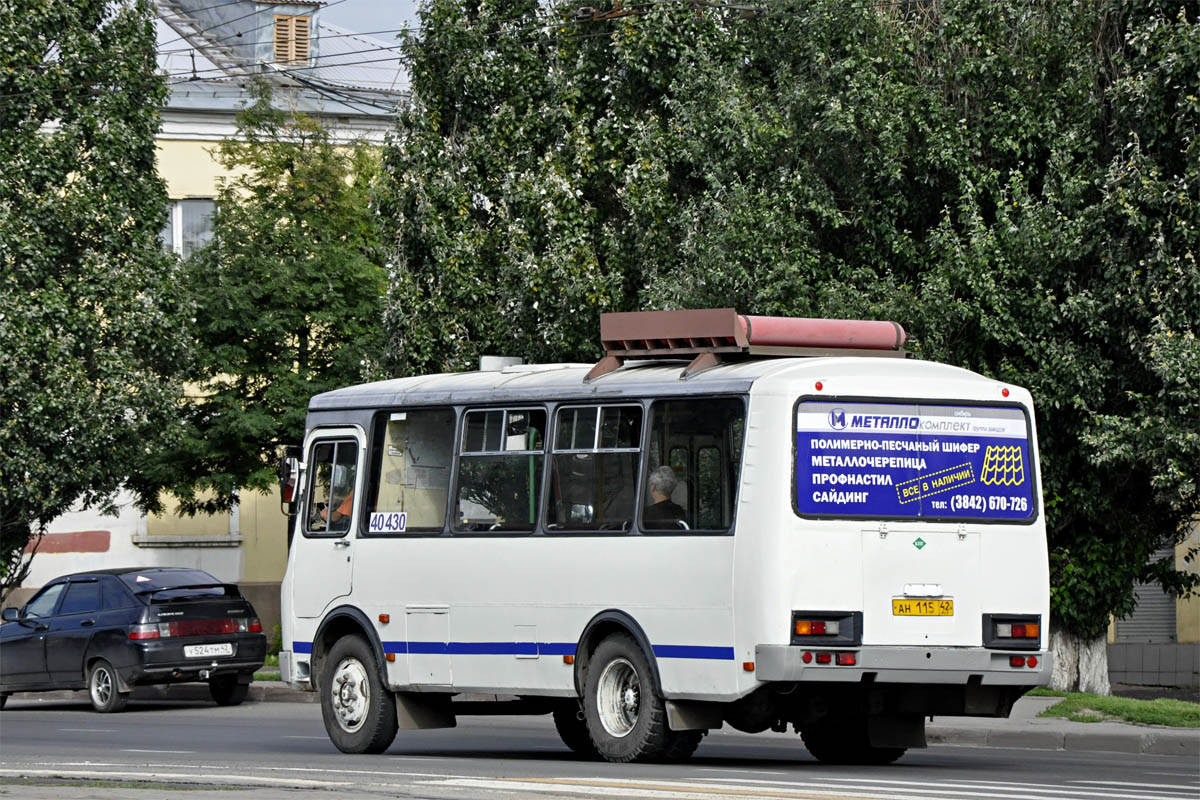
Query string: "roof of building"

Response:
xmin=155 ymin=0 xmax=407 ymax=120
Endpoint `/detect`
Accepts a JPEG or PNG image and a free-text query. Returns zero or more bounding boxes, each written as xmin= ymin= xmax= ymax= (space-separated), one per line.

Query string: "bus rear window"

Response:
xmin=794 ymin=400 xmax=1036 ymax=523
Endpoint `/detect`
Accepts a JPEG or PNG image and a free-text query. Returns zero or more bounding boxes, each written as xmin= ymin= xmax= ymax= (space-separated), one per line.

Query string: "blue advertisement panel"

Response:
xmin=795 ymin=400 xmax=1037 ymax=522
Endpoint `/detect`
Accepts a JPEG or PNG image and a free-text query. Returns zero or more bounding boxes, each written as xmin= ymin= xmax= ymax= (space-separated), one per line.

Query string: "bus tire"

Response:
xmin=801 ymin=719 xmax=906 ymax=765
xmin=553 ymin=703 xmax=600 ymax=759
xmin=320 ymin=636 xmax=398 ymax=754
xmin=583 ymin=633 xmax=697 ymax=763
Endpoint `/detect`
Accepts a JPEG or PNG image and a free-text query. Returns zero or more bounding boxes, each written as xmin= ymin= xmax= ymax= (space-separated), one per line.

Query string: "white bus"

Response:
xmin=279 ymin=309 xmax=1049 ymax=764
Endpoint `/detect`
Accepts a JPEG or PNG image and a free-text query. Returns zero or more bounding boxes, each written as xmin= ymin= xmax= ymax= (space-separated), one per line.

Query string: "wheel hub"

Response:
xmin=330 ymin=657 xmax=370 ymax=733
xmin=596 ymin=657 xmax=640 ymax=739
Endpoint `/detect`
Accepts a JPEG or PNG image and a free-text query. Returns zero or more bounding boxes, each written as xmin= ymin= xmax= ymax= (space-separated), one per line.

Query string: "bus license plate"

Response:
xmin=184 ymin=643 xmax=234 ymax=658
xmin=892 ymin=599 xmax=954 ymax=616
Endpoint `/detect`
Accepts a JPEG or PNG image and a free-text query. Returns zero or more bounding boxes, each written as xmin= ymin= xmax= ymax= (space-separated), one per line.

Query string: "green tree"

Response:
xmin=383 ymin=0 xmax=1199 ymax=690
xmin=142 ymin=87 xmax=388 ymax=515
xmin=0 ymin=0 xmax=187 ymax=597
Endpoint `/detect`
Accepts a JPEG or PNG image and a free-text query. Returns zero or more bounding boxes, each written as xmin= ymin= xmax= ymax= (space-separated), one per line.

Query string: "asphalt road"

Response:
xmin=1 ymin=696 xmax=1198 ymax=800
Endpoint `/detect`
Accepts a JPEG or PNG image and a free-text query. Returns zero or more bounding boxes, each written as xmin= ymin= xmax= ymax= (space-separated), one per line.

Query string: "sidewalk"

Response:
xmin=10 ymin=684 xmax=1198 ymax=758
xmin=927 ymin=695 xmax=1199 ymax=757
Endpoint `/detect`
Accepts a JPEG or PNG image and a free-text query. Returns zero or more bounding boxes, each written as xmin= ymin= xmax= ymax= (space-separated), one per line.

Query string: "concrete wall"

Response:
xmin=1109 ymin=643 xmax=1200 ymax=689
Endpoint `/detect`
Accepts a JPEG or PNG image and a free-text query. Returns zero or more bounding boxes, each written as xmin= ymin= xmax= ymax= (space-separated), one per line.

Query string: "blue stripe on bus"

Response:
xmin=291 ymin=641 xmax=734 ymax=660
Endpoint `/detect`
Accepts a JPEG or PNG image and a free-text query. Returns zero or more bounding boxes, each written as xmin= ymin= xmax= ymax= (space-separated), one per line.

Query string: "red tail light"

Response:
xmin=815 ymin=652 xmax=832 ymax=665
xmin=128 ymin=624 xmax=159 ymax=640
xmin=836 ymin=652 xmax=857 ymax=666
xmin=1010 ymin=655 xmax=1026 ymax=667
xmin=248 ymin=618 xmax=262 ymax=633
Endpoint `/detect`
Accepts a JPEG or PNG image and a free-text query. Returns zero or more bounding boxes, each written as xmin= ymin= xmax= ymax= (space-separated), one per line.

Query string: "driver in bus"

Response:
xmin=642 ymin=465 xmax=686 ymax=529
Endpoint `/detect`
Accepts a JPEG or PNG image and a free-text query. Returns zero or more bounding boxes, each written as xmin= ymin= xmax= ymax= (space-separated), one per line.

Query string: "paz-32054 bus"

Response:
xmin=278 ymin=309 xmax=1049 ymax=764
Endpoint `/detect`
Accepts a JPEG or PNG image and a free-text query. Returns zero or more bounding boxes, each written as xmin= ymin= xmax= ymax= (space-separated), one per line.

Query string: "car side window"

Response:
xmin=59 ymin=582 xmax=102 ymax=616
xmin=102 ymin=579 xmax=134 ymax=610
xmin=23 ymin=583 xmax=66 ymax=618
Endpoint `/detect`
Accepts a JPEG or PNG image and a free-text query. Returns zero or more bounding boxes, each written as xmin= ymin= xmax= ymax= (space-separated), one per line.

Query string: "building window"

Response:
xmin=274 ymin=15 xmax=311 ymax=66
xmin=160 ymin=199 xmax=215 ymax=258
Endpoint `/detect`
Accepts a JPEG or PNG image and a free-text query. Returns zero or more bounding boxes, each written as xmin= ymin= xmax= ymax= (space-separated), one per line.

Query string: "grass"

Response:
xmin=1026 ymin=687 xmax=1068 ymax=697
xmin=252 ymin=671 xmax=281 ymax=682
xmin=1037 ymin=692 xmax=1200 ymax=727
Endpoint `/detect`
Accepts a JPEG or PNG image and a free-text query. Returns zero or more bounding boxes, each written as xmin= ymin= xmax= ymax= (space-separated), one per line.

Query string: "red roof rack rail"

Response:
xmin=585 ymin=308 xmax=908 ymax=382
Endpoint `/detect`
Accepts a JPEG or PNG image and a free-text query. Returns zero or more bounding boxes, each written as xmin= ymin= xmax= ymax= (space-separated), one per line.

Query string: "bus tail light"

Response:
xmin=815 ymin=653 xmax=832 ymax=665
xmin=1010 ymin=656 xmax=1026 ymax=667
xmin=983 ymin=614 xmax=1041 ymax=650
xmin=836 ymin=652 xmax=857 ymax=666
xmin=795 ymin=620 xmax=839 ymax=636
xmin=791 ymin=611 xmax=861 ymax=646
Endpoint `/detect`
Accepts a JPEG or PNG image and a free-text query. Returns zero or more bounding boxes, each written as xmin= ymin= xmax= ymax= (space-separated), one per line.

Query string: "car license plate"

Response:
xmin=184 ymin=643 xmax=234 ymax=658
xmin=892 ymin=599 xmax=954 ymax=616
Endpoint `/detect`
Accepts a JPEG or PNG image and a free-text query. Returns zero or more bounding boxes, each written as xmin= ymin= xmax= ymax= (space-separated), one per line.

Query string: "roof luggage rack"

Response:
xmin=585 ymin=308 xmax=908 ymax=382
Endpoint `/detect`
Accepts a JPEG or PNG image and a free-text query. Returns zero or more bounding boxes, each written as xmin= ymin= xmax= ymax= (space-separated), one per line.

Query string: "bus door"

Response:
xmin=293 ymin=428 xmax=363 ymax=618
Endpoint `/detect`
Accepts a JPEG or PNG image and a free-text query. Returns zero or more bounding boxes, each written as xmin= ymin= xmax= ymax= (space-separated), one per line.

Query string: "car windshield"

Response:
xmin=119 ymin=569 xmax=231 ymax=601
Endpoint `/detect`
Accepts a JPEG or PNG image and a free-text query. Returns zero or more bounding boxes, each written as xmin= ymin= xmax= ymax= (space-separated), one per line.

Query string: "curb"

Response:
xmin=927 ymin=723 xmax=1200 ymax=757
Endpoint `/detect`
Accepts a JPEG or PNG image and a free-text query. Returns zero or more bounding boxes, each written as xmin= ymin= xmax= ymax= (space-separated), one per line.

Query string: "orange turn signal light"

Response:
xmin=796 ymin=620 xmax=812 ymax=635
xmin=563 ymin=655 xmax=574 ymax=665
xmin=743 ymin=661 xmax=755 ymax=672
xmin=378 ymin=613 xmax=390 ymax=624
xmin=385 ymin=653 xmax=396 ymax=662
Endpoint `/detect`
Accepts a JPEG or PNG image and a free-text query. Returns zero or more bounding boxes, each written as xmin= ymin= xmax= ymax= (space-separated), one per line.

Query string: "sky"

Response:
xmin=321 ymin=0 xmax=421 ymax=38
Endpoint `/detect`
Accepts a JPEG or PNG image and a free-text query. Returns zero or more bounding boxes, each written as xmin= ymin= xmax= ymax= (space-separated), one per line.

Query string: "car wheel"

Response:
xmin=209 ymin=676 xmax=250 ymax=706
xmin=582 ymin=633 xmax=701 ymax=763
xmin=88 ymin=659 xmax=128 ymax=713
xmin=552 ymin=703 xmax=600 ymax=759
xmin=319 ymin=636 xmax=398 ymax=754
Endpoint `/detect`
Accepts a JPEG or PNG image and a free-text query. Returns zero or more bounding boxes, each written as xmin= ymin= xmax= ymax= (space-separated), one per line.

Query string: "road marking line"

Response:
xmin=1070 ymin=781 xmax=1200 ymax=792
xmin=435 ymin=777 xmax=886 ymax=800
xmin=57 ymin=729 xmax=117 ymax=733
xmin=697 ymin=770 xmax=790 ymax=776
xmin=708 ymin=777 xmax=1192 ymax=800
xmin=281 ymin=735 xmax=329 ymax=739
xmin=121 ymin=749 xmax=194 ymax=754
xmin=0 ymin=767 xmax=358 ymax=789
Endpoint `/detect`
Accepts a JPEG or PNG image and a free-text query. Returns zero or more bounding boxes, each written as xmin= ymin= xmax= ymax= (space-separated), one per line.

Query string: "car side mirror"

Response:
xmin=1 ymin=607 xmax=19 ymax=623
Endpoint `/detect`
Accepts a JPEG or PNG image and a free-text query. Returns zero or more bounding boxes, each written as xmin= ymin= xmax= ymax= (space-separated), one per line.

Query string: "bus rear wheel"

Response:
xmin=582 ymin=633 xmax=702 ymax=763
xmin=320 ymin=636 xmax=398 ymax=754
xmin=801 ymin=718 xmax=907 ymax=765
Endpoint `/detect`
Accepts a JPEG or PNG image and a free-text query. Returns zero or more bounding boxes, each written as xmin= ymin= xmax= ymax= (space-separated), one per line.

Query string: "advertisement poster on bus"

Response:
xmin=794 ymin=401 xmax=1037 ymax=522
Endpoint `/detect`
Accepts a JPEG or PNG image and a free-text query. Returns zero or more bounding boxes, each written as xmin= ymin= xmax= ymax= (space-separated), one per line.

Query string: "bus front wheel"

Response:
xmin=553 ymin=703 xmax=600 ymax=759
xmin=582 ymin=633 xmax=702 ymax=763
xmin=320 ymin=636 xmax=398 ymax=754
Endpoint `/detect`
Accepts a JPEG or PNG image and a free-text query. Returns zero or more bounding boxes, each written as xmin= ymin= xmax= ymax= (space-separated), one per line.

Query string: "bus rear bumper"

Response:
xmin=755 ymin=645 xmax=1052 ymax=686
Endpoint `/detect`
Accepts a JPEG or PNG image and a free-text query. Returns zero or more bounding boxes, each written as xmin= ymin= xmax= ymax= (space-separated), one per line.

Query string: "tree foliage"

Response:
xmin=0 ymin=0 xmax=187 ymax=595
xmin=381 ymin=0 xmax=1199 ymax=636
xmin=142 ymin=87 xmax=388 ymax=515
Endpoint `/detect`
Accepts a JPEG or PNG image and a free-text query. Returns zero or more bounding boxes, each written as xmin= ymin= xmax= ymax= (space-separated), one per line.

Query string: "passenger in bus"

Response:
xmin=320 ymin=489 xmax=355 ymax=530
xmin=642 ymin=465 xmax=686 ymax=529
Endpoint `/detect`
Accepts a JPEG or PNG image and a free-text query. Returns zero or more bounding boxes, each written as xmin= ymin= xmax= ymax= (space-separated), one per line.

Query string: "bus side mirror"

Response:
xmin=279 ymin=455 xmax=300 ymax=517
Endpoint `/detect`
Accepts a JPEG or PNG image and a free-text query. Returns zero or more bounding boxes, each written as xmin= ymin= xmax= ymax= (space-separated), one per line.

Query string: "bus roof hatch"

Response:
xmin=585 ymin=308 xmax=908 ymax=382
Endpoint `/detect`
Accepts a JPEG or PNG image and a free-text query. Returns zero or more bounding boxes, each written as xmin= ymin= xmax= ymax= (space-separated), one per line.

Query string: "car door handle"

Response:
xmin=333 ymin=539 xmax=351 ymax=548
xmin=34 ymin=624 xmax=48 ymax=633
xmin=80 ymin=619 xmax=96 ymax=627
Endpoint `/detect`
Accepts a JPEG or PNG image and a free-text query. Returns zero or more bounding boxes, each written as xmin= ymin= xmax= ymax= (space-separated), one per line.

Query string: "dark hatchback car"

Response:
xmin=0 ymin=567 xmax=266 ymax=712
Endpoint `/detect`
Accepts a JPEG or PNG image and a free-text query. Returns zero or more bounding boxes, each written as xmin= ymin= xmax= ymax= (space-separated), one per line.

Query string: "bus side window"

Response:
xmin=305 ymin=440 xmax=358 ymax=536
xmin=366 ymin=409 xmax=455 ymax=534
xmin=549 ymin=405 xmax=642 ymax=532
xmin=643 ymin=398 xmax=744 ymax=533
xmin=454 ymin=408 xmax=545 ymax=533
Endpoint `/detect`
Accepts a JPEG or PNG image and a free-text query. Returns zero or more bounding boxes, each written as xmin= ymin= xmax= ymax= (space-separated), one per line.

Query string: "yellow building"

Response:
xmin=18 ymin=0 xmax=407 ymax=631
